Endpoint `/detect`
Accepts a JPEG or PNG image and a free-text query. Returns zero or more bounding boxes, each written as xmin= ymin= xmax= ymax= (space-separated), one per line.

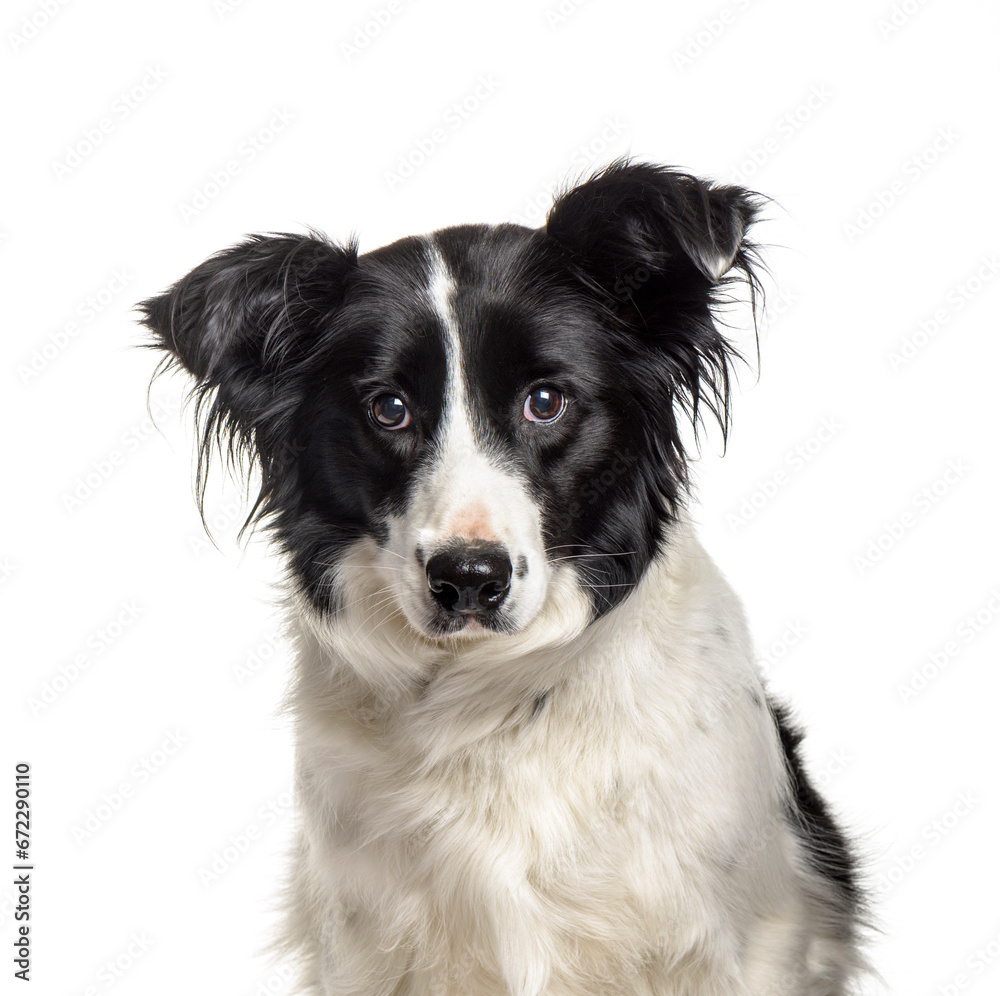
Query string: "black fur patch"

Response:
xmin=769 ymin=700 xmax=862 ymax=923
xmin=530 ymin=692 xmax=549 ymax=720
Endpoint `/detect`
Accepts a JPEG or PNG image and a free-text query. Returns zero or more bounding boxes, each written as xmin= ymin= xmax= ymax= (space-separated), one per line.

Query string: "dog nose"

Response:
xmin=426 ymin=542 xmax=513 ymax=615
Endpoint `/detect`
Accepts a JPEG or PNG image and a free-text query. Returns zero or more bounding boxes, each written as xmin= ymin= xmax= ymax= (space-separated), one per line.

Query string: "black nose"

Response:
xmin=426 ymin=542 xmax=513 ymax=616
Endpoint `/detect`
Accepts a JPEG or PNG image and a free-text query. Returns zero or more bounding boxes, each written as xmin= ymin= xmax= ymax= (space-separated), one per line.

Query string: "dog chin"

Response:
xmin=413 ymin=606 xmax=520 ymax=641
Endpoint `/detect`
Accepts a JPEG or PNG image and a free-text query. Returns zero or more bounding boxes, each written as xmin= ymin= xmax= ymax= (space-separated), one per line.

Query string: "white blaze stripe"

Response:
xmin=420 ymin=240 xmax=506 ymax=546
xmin=425 ymin=242 xmax=468 ymax=429
xmin=375 ymin=239 xmax=551 ymax=634
xmin=422 ymin=241 xmax=486 ymax=527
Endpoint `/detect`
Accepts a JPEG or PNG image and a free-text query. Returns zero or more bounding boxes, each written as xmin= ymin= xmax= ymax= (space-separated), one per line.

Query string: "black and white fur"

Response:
xmin=141 ymin=162 xmax=868 ymax=995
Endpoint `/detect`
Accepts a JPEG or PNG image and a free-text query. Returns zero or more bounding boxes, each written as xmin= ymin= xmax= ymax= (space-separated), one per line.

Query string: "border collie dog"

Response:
xmin=141 ymin=162 xmax=867 ymax=995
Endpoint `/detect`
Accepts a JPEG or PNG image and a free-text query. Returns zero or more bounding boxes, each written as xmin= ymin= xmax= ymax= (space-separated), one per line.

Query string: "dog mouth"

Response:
xmin=423 ymin=609 xmax=516 ymax=638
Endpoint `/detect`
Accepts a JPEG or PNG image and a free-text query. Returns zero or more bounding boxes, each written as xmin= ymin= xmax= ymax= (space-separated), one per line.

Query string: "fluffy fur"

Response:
xmin=140 ymin=161 xmax=868 ymax=994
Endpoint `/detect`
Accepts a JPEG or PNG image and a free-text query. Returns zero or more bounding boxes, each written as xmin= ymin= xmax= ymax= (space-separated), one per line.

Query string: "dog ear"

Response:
xmin=545 ymin=161 xmax=765 ymax=487
xmin=138 ymin=232 xmax=357 ymax=526
xmin=545 ymin=159 xmax=761 ymax=288
xmin=139 ymin=232 xmax=357 ymax=413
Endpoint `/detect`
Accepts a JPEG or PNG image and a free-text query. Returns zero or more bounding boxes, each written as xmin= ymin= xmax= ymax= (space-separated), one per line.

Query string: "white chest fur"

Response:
xmin=282 ymin=525 xmax=824 ymax=995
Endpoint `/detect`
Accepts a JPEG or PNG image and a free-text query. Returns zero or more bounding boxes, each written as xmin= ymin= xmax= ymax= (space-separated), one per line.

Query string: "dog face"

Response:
xmin=141 ymin=163 xmax=760 ymax=641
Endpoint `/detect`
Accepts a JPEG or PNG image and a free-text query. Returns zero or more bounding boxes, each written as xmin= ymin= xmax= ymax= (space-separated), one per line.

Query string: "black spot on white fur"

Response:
xmin=529 ymin=692 xmax=549 ymax=720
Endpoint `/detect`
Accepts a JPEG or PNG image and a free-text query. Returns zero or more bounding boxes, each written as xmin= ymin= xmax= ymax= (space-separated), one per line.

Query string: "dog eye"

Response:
xmin=523 ymin=386 xmax=566 ymax=423
xmin=370 ymin=394 xmax=411 ymax=429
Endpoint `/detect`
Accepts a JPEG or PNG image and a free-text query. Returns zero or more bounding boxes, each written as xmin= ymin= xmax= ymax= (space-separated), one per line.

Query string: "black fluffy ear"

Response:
xmin=140 ymin=232 xmax=357 ymax=406
xmin=138 ymin=232 xmax=357 ymax=525
xmin=546 ymin=159 xmax=761 ymax=287
xmin=546 ymin=161 xmax=765 ymax=485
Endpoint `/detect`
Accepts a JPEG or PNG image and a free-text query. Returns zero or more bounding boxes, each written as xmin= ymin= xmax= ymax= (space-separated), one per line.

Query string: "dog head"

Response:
xmin=140 ymin=162 xmax=761 ymax=646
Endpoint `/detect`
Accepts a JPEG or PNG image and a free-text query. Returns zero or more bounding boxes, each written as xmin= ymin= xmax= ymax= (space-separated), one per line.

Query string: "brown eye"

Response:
xmin=370 ymin=394 xmax=411 ymax=429
xmin=523 ymin=386 xmax=566 ymax=423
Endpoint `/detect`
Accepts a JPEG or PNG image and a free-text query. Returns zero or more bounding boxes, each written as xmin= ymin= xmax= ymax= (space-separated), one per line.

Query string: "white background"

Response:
xmin=3 ymin=0 xmax=999 ymax=993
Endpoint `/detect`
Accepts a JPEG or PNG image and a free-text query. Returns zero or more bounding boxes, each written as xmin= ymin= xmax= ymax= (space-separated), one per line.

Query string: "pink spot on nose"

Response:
xmin=446 ymin=504 xmax=497 ymax=542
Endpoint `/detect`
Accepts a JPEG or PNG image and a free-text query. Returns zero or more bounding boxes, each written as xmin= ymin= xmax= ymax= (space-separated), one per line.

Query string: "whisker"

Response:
xmin=344 ymin=565 xmax=410 ymax=574
xmin=549 ymin=551 xmax=637 ymax=563
xmin=381 ymin=548 xmax=410 ymax=564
